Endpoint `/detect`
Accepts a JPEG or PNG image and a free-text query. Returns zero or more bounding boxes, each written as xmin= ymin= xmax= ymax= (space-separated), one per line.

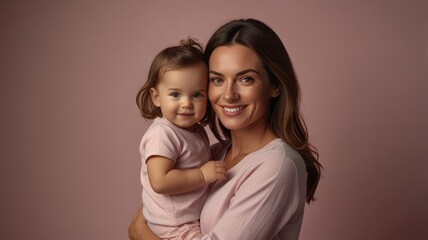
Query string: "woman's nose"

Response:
xmin=223 ymin=82 xmax=238 ymax=101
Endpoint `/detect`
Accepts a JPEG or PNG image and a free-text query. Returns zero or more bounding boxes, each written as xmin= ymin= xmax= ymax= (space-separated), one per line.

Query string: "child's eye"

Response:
xmin=193 ymin=92 xmax=204 ymax=99
xmin=170 ymin=92 xmax=180 ymax=98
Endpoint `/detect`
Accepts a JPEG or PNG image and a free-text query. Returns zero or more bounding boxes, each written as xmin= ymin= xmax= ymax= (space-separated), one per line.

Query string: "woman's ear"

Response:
xmin=150 ymin=88 xmax=161 ymax=107
xmin=271 ymin=86 xmax=281 ymax=98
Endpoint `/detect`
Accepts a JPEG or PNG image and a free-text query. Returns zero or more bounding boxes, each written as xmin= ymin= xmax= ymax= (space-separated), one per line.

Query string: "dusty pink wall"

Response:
xmin=1 ymin=0 xmax=427 ymax=239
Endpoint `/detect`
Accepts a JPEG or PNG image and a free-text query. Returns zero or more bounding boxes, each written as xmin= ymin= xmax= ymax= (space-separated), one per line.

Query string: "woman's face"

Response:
xmin=208 ymin=44 xmax=278 ymax=133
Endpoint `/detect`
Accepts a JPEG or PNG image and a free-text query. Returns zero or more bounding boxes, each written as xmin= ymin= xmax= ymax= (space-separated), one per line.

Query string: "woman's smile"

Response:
xmin=222 ymin=105 xmax=246 ymax=115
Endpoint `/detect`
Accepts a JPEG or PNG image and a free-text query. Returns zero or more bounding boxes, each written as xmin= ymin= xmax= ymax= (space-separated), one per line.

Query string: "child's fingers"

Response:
xmin=217 ymin=173 xmax=227 ymax=180
xmin=215 ymin=162 xmax=227 ymax=179
xmin=215 ymin=162 xmax=227 ymax=171
xmin=215 ymin=161 xmax=226 ymax=168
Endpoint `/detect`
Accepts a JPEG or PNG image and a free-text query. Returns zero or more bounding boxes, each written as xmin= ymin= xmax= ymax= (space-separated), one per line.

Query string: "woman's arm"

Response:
xmin=128 ymin=205 xmax=161 ymax=240
xmin=147 ymin=156 xmax=226 ymax=195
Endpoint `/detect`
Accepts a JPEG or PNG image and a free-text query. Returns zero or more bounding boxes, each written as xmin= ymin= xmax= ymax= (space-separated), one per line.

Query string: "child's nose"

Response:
xmin=182 ymin=97 xmax=193 ymax=108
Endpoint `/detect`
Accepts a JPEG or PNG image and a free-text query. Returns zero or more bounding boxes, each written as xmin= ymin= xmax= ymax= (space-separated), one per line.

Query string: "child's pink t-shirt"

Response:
xmin=139 ymin=117 xmax=210 ymax=238
xmin=200 ymin=139 xmax=307 ymax=240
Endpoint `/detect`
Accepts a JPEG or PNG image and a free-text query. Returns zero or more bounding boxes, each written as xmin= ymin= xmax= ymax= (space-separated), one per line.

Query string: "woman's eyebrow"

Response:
xmin=209 ymin=70 xmax=223 ymax=76
xmin=209 ymin=68 xmax=261 ymax=77
xmin=236 ymin=69 xmax=261 ymax=76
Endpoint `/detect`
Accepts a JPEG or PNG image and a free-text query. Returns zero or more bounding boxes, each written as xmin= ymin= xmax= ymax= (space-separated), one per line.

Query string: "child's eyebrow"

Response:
xmin=167 ymin=88 xmax=207 ymax=92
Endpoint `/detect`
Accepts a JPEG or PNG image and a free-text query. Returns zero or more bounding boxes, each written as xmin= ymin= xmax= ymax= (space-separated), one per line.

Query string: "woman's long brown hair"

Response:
xmin=205 ymin=19 xmax=322 ymax=203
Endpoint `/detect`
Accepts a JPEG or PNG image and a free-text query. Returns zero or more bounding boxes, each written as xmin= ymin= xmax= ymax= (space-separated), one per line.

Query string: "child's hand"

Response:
xmin=200 ymin=161 xmax=227 ymax=183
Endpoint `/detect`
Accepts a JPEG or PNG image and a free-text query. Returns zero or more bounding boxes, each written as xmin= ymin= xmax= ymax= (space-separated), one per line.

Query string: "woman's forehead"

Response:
xmin=209 ymin=45 xmax=263 ymax=74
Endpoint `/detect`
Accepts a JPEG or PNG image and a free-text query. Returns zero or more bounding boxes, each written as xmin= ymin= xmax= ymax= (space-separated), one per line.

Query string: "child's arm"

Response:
xmin=147 ymin=156 xmax=226 ymax=195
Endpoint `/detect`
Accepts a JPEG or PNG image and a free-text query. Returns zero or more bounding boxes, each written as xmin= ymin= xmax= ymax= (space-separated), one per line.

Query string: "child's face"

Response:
xmin=150 ymin=63 xmax=208 ymax=130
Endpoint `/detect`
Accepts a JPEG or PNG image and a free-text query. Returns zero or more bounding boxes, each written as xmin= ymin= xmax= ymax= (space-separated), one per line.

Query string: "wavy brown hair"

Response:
xmin=205 ymin=19 xmax=322 ymax=203
xmin=136 ymin=38 xmax=212 ymax=125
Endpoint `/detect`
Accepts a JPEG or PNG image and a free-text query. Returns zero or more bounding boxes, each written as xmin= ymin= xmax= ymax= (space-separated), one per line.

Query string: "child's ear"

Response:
xmin=150 ymin=88 xmax=161 ymax=107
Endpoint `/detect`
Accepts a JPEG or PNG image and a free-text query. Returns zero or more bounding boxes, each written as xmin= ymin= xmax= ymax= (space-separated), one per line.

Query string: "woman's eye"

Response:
xmin=240 ymin=76 xmax=254 ymax=85
xmin=210 ymin=77 xmax=223 ymax=85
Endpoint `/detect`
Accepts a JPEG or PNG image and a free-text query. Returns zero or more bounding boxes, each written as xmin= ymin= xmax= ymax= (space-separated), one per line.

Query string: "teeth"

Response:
xmin=224 ymin=106 xmax=244 ymax=113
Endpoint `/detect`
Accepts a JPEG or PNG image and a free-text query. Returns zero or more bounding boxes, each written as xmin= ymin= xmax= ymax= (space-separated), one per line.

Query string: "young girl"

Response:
xmin=135 ymin=39 xmax=227 ymax=239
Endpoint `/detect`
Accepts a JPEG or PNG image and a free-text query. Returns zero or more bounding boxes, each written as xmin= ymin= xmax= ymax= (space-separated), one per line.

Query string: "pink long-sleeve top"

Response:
xmin=200 ymin=138 xmax=307 ymax=240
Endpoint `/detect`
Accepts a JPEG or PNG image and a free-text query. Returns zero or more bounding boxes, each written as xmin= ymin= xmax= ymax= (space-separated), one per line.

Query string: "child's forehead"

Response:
xmin=157 ymin=69 xmax=208 ymax=91
xmin=158 ymin=62 xmax=207 ymax=79
xmin=160 ymin=61 xmax=207 ymax=72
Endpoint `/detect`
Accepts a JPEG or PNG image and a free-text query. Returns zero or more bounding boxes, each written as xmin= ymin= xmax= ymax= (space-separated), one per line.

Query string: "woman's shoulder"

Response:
xmin=252 ymin=139 xmax=306 ymax=174
xmin=271 ymin=139 xmax=304 ymax=162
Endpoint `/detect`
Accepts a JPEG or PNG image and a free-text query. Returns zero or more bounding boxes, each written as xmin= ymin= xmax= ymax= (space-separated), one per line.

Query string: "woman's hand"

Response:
xmin=128 ymin=205 xmax=161 ymax=240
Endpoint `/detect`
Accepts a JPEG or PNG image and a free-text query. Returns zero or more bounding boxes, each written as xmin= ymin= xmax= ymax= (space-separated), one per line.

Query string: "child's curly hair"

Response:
xmin=136 ymin=38 xmax=212 ymax=125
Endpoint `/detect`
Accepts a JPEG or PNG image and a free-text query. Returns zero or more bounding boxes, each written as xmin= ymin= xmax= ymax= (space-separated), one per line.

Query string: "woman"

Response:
xmin=129 ymin=18 xmax=322 ymax=240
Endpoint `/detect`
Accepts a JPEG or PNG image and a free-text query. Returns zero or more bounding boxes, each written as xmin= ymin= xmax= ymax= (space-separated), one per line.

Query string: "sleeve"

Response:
xmin=140 ymin=123 xmax=181 ymax=163
xmin=202 ymin=158 xmax=301 ymax=240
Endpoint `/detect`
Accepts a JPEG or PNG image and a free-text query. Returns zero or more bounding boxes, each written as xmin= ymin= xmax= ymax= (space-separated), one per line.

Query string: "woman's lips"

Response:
xmin=221 ymin=105 xmax=246 ymax=116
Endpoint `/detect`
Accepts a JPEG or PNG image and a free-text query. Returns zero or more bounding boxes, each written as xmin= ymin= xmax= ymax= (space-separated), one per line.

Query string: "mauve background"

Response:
xmin=1 ymin=0 xmax=427 ymax=239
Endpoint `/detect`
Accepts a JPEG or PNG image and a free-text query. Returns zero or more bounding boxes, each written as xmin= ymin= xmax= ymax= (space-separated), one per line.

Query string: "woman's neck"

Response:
xmin=227 ymin=123 xmax=278 ymax=160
